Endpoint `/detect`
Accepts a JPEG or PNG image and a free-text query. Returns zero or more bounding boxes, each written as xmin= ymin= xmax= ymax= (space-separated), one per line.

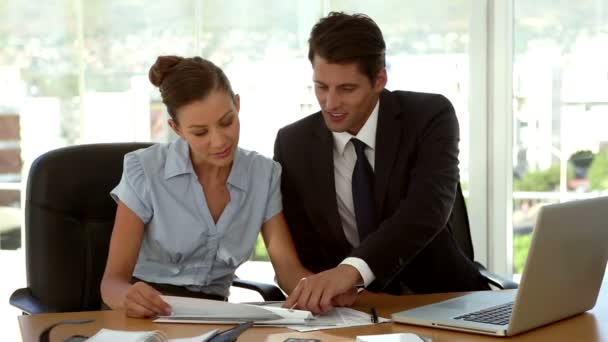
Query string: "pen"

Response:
xmin=370 ymin=307 xmax=379 ymax=323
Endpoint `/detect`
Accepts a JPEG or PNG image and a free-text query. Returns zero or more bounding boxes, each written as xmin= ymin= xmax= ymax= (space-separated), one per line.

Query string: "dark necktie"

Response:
xmin=351 ymin=138 xmax=376 ymax=242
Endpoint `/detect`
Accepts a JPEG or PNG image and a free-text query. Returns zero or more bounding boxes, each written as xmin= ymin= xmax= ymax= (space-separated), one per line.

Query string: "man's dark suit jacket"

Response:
xmin=274 ymin=89 xmax=489 ymax=294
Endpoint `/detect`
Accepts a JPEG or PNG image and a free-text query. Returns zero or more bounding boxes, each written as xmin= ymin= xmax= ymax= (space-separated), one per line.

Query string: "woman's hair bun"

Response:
xmin=148 ymin=55 xmax=184 ymax=87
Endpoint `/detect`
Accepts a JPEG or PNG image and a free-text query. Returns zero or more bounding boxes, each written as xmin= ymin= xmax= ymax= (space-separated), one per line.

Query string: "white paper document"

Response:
xmin=356 ymin=333 xmax=425 ymax=342
xmin=153 ymin=296 xmax=390 ymax=332
xmin=287 ymin=307 xmax=392 ymax=332
xmin=154 ymin=296 xmax=314 ymax=325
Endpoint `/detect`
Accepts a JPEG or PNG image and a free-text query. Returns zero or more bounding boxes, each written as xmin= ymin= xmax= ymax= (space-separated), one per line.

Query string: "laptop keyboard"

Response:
xmin=453 ymin=302 xmax=513 ymax=325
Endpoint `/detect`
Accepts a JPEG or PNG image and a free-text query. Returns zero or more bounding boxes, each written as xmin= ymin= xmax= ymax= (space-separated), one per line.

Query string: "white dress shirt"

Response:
xmin=334 ymin=100 xmax=379 ymax=287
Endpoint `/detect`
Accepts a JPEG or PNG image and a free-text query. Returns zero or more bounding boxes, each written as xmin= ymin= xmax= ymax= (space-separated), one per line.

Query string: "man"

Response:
xmin=275 ymin=12 xmax=489 ymax=314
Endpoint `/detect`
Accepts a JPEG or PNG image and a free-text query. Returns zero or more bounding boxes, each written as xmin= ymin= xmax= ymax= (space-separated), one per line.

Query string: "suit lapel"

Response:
xmin=310 ymin=115 xmax=351 ymax=256
xmin=375 ymin=90 xmax=403 ymax=214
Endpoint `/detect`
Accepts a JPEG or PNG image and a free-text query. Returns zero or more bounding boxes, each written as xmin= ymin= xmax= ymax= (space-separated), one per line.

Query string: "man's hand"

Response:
xmin=124 ymin=282 xmax=172 ymax=318
xmin=282 ymin=264 xmax=361 ymax=314
xmin=331 ymin=287 xmax=358 ymax=307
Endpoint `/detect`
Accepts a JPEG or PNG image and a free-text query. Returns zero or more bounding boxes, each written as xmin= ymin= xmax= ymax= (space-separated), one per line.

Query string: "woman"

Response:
xmin=100 ymin=55 xmax=312 ymax=318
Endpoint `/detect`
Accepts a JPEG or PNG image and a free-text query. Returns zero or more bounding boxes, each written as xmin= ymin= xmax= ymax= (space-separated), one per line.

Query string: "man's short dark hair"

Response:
xmin=308 ymin=12 xmax=386 ymax=83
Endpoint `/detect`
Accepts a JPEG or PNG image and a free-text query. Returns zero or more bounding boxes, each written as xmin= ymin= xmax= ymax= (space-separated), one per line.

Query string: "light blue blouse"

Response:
xmin=110 ymin=138 xmax=282 ymax=297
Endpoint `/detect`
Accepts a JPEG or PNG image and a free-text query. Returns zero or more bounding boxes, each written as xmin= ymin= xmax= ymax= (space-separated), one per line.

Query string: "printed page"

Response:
xmin=286 ymin=307 xmax=391 ymax=332
xmin=154 ymin=296 xmax=313 ymax=325
xmin=157 ymin=295 xmax=281 ymax=321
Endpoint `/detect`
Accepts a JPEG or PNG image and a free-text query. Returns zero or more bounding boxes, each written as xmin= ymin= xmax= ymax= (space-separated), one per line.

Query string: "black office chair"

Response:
xmin=448 ymin=183 xmax=519 ymax=289
xmin=9 ymin=143 xmax=284 ymax=314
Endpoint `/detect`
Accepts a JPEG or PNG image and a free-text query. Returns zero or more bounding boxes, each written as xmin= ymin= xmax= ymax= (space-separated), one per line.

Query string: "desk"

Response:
xmin=19 ymin=285 xmax=607 ymax=342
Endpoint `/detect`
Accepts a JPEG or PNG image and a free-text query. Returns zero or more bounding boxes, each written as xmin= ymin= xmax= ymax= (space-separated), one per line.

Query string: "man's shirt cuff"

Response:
xmin=340 ymin=257 xmax=376 ymax=287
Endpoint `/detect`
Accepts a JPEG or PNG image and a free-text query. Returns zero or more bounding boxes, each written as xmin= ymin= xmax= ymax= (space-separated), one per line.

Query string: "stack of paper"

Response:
xmin=155 ymin=296 xmax=313 ymax=325
xmin=154 ymin=296 xmax=391 ymax=332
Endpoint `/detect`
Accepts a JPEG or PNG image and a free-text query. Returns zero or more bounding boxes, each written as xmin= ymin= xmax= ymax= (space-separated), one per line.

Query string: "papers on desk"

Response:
xmin=87 ymin=328 xmax=219 ymax=342
xmin=288 ymin=307 xmax=391 ymax=332
xmin=153 ymin=296 xmax=390 ymax=332
xmin=155 ymin=296 xmax=313 ymax=325
xmin=356 ymin=333 xmax=426 ymax=342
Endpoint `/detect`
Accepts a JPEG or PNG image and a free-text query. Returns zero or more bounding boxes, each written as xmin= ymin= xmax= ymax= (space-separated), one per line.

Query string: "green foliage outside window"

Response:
xmin=513 ymin=164 xmax=574 ymax=192
xmin=251 ymin=234 xmax=270 ymax=261
xmin=588 ymin=151 xmax=608 ymax=191
xmin=513 ymin=233 xmax=532 ymax=274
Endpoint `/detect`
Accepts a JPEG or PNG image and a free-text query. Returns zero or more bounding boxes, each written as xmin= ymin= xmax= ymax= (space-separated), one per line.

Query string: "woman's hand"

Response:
xmin=123 ymin=282 xmax=172 ymax=318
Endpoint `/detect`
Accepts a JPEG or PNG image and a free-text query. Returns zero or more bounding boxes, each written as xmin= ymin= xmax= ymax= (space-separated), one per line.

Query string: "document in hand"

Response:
xmin=154 ymin=296 xmax=314 ymax=325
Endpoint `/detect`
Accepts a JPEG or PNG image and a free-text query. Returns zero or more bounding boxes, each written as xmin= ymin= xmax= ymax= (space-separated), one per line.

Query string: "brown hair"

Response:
xmin=148 ymin=56 xmax=235 ymax=122
xmin=308 ymin=12 xmax=386 ymax=83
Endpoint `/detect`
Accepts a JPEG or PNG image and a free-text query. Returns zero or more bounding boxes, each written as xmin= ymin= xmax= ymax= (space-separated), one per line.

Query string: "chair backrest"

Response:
xmin=25 ymin=143 xmax=152 ymax=312
xmin=447 ymin=183 xmax=475 ymax=261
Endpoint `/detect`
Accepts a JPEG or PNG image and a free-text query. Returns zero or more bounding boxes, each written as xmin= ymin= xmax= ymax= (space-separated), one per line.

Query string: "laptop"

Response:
xmin=392 ymin=196 xmax=608 ymax=336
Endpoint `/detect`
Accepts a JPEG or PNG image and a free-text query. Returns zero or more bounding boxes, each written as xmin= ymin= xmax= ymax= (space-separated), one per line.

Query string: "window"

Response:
xmin=512 ymin=0 xmax=608 ymax=275
xmin=80 ymin=1 xmax=199 ymax=143
xmin=199 ymin=1 xmax=321 ymax=157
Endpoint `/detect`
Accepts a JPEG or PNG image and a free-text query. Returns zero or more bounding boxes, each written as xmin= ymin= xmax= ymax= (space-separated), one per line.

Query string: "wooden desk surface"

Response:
xmin=19 ymin=285 xmax=607 ymax=342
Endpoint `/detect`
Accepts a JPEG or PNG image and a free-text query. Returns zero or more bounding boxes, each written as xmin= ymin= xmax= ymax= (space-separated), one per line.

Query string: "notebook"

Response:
xmin=87 ymin=328 xmax=217 ymax=342
xmin=392 ymin=196 xmax=608 ymax=336
xmin=86 ymin=321 xmax=252 ymax=342
xmin=356 ymin=333 xmax=426 ymax=342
